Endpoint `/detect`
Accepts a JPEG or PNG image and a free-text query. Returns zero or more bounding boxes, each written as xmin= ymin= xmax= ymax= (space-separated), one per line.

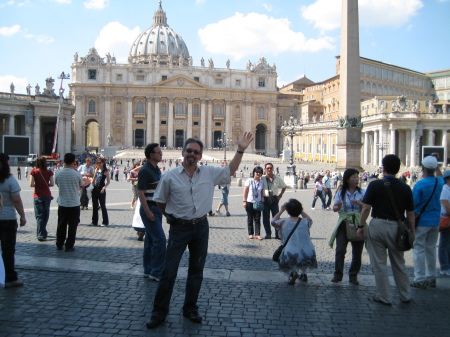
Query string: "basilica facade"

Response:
xmin=69 ymin=3 xmax=278 ymax=155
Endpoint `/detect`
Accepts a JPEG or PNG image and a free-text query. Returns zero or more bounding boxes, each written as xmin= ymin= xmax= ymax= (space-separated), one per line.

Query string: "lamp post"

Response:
xmin=52 ymin=71 xmax=70 ymax=158
xmin=280 ymin=114 xmax=303 ymax=175
xmin=217 ymin=131 xmax=231 ymax=162
xmin=375 ymin=138 xmax=389 ymax=166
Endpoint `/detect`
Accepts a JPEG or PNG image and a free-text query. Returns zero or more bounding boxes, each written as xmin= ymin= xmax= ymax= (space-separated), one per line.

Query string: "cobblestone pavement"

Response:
xmin=1 ymin=158 xmax=447 ymax=336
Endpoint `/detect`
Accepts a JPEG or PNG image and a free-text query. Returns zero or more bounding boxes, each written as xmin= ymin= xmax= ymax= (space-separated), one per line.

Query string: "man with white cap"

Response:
xmin=410 ymin=155 xmax=444 ymax=289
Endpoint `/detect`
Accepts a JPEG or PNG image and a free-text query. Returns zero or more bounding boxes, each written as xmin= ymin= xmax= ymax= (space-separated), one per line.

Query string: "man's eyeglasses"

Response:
xmin=185 ymin=148 xmax=202 ymax=155
xmin=266 ymin=167 xmax=274 ymax=170
xmin=152 ymin=151 xmax=162 ymax=155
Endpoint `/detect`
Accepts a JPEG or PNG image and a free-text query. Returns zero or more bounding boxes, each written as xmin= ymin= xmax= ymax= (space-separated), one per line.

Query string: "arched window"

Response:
xmin=365 ymin=82 xmax=370 ymax=93
xmin=161 ymin=103 xmax=167 ymax=116
xmin=116 ymin=102 xmax=122 ymax=113
xmin=89 ymin=100 xmax=95 ymax=112
xmin=193 ymin=105 xmax=199 ymax=117
xmin=136 ymin=102 xmax=144 ymax=114
xmin=258 ymin=106 xmax=265 ymax=119
xmin=215 ymin=104 xmax=222 ymax=115
xmin=177 ymin=102 xmax=184 ymax=115
xmin=360 ymin=80 xmax=364 ymax=91
xmin=372 ymin=83 xmax=377 ymax=94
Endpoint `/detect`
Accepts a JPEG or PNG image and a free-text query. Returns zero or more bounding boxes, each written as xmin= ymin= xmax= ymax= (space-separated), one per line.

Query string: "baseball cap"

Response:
xmin=422 ymin=156 xmax=438 ymax=169
xmin=443 ymin=170 xmax=450 ymax=179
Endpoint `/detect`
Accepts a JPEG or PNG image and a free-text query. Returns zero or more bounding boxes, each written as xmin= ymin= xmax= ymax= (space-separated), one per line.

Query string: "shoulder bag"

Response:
xmin=414 ymin=178 xmax=438 ymax=228
xmin=341 ymin=190 xmax=368 ymax=241
xmin=383 ymin=178 xmax=415 ymax=251
xmin=272 ymin=218 xmax=301 ymax=262
xmin=439 ymin=215 xmax=450 ymax=233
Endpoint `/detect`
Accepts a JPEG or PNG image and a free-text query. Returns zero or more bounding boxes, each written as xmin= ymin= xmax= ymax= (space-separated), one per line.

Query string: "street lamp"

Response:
xmin=280 ymin=114 xmax=303 ymax=175
xmin=375 ymin=138 xmax=389 ymax=166
xmin=52 ymin=71 xmax=70 ymax=158
xmin=217 ymin=131 xmax=231 ymax=162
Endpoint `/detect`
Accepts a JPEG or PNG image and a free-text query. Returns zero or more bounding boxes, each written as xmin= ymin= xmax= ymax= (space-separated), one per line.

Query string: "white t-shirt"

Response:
xmin=245 ymin=178 xmax=264 ymax=202
xmin=334 ymin=188 xmax=366 ymax=213
xmin=315 ymin=181 xmax=324 ymax=192
xmin=440 ymin=184 xmax=450 ymax=216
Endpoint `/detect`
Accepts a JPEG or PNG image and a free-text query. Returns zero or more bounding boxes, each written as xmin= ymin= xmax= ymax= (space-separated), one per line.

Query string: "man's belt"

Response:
xmin=147 ymin=200 xmax=157 ymax=206
xmin=171 ymin=214 xmax=207 ymax=226
xmin=374 ymin=217 xmax=397 ymax=222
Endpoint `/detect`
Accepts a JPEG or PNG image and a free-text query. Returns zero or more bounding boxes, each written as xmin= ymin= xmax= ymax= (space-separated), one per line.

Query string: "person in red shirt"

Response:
xmin=30 ymin=156 xmax=55 ymax=241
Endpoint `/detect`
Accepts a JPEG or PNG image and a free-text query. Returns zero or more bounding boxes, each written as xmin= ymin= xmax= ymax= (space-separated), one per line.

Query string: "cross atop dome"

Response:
xmin=153 ymin=0 xmax=168 ymax=27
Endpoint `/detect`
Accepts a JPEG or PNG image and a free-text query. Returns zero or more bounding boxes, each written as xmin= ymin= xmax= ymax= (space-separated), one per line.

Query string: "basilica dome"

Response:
xmin=128 ymin=2 xmax=190 ymax=65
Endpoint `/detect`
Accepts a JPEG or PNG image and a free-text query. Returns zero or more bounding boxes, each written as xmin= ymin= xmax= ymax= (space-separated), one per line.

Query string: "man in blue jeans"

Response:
xmin=323 ymin=170 xmax=332 ymax=209
xmin=146 ymin=132 xmax=253 ymax=328
xmin=138 ymin=143 xmax=165 ymax=282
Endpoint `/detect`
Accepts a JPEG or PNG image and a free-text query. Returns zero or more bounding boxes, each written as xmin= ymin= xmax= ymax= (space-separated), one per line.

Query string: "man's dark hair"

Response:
xmin=184 ymin=138 xmax=204 ymax=152
xmin=144 ymin=143 xmax=159 ymax=159
xmin=64 ymin=153 xmax=76 ymax=165
xmin=382 ymin=154 xmax=401 ymax=175
xmin=285 ymin=198 xmax=303 ymax=217
xmin=265 ymin=162 xmax=273 ymax=169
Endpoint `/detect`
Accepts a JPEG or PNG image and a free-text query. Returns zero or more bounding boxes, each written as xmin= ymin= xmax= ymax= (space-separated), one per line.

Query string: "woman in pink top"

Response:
xmin=30 ymin=156 xmax=55 ymax=241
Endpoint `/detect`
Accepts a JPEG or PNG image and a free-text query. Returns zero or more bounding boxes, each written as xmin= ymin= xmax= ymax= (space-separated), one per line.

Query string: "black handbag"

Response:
xmin=272 ymin=218 xmax=301 ymax=262
xmin=383 ymin=179 xmax=415 ymax=252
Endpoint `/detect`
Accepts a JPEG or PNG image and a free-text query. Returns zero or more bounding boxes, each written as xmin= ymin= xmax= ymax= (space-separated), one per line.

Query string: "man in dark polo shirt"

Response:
xmin=138 ymin=143 xmax=164 ymax=282
xmin=358 ymin=154 xmax=415 ymax=305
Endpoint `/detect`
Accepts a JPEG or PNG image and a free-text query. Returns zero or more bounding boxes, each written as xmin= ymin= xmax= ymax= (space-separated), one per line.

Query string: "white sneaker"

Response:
xmin=216 ymin=209 xmax=221 ymax=214
xmin=440 ymin=270 xmax=450 ymax=276
xmin=311 ymin=207 xmax=315 ymax=210
xmin=326 ymin=207 xmax=331 ymax=210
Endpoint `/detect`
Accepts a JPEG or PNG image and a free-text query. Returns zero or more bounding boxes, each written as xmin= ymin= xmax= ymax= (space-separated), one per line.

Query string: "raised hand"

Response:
xmin=236 ymin=132 xmax=254 ymax=151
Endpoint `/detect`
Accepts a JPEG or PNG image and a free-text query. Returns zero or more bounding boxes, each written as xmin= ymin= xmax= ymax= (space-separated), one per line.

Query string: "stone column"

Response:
xmin=154 ymin=97 xmax=160 ymax=144
xmin=442 ymin=129 xmax=448 ymax=165
xmin=372 ymin=130 xmax=378 ymax=165
xmin=104 ymin=95 xmax=111 ymax=146
xmin=33 ymin=114 xmax=40 ymax=153
xmin=126 ymin=97 xmax=133 ymax=147
xmin=363 ymin=132 xmax=369 ymax=164
xmin=390 ymin=128 xmax=396 ymax=154
xmin=200 ymin=99 xmax=206 ymax=142
xmin=146 ymin=97 xmax=153 ymax=144
xmin=206 ymin=100 xmax=213 ymax=148
xmin=269 ymin=102 xmax=277 ymax=154
xmin=187 ymin=98 xmax=193 ymax=139
xmin=168 ymin=98 xmax=174 ymax=147
xmin=428 ymin=128 xmax=434 ymax=146
xmin=245 ymin=101 xmax=253 ymax=152
xmin=8 ymin=115 xmax=15 ymax=135
xmin=59 ymin=117 xmax=66 ymax=156
xmin=225 ymin=99 xmax=232 ymax=137
xmin=328 ymin=133 xmax=332 ymax=163
xmin=410 ymin=128 xmax=417 ymax=167
xmin=74 ymin=95 xmax=84 ymax=152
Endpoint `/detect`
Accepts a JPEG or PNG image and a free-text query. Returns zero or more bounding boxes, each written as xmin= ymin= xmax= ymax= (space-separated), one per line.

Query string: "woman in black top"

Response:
xmin=89 ymin=158 xmax=110 ymax=227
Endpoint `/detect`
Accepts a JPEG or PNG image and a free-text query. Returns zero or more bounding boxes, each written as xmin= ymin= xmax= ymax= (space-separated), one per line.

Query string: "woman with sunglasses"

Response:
xmin=89 ymin=158 xmax=110 ymax=227
xmin=243 ymin=166 xmax=265 ymax=240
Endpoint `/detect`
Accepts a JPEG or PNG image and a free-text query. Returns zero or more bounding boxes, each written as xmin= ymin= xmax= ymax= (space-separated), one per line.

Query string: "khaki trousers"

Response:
xmin=368 ymin=218 xmax=411 ymax=303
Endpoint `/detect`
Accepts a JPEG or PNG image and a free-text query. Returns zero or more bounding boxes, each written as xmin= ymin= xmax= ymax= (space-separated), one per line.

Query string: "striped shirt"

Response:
xmin=55 ymin=167 xmax=84 ymax=207
xmin=137 ymin=161 xmax=161 ymax=202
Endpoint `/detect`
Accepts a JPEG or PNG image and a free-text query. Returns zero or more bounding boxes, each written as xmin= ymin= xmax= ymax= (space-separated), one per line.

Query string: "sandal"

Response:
xmin=255 ymin=236 xmax=263 ymax=240
xmin=248 ymin=235 xmax=254 ymax=239
xmin=368 ymin=296 xmax=392 ymax=306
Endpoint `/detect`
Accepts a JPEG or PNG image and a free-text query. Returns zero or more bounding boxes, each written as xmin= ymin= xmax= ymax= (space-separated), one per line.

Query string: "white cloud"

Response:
xmin=83 ymin=0 xmax=109 ymax=10
xmin=0 ymin=75 xmax=29 ymax=94
xmin=24 ymin=32 xmax=54 ymax=43
xmin=301 ymin=0 xmax=424 ymax=31
xmin=0 ymin=24 xmax=21 ymax=36
xmin=262 ymin=3 xmax=273 ymax=12
xmin=195 ymin=0 xmax=206 ymax=4
xmin=50 ymin=0 xmax=71 ymax=3
xmin=94 ymin=22 xmax=140 ymax=63
xmin=198 ymin=12 xmax=335 ymax=60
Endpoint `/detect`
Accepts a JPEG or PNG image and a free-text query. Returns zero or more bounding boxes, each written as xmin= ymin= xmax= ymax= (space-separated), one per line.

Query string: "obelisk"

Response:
xmin=336 ymin=0 xmax=363 ymax=170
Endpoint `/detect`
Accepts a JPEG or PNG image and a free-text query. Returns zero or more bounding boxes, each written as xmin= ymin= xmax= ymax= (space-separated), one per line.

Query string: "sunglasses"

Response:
xmin=185 ymin=148 xmax=202 ymax=155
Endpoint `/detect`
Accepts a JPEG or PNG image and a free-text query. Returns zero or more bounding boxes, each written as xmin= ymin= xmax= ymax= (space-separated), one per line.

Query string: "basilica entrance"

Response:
xmin=134 ymin=129 xmax=144 ymax=147
xmin=86 ymin=120 xmax=99 ymax=148
xmin=175 ymin=130 xmax=184 ymax=148
xmin=255 ymin=124 xmax=267 ymax=154
xmin=213 ymin=130 xmax=223 ymax=148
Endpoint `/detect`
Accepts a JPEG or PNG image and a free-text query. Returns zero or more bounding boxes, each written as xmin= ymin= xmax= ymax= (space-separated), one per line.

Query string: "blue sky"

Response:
xmin=0 ymin=0 xmax=449 ymax=94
